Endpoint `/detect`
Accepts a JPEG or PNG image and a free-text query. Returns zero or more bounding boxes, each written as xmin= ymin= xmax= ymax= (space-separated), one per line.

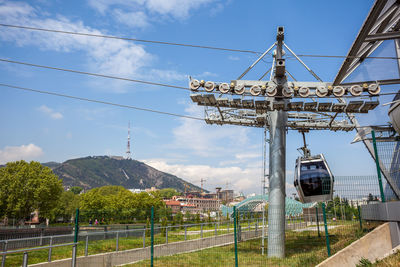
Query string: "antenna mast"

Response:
xmin=126 ymin=121 xmax=131 ymax=159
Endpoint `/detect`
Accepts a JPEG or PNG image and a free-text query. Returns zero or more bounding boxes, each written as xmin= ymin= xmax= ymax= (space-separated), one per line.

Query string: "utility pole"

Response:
xmin=267 ymin=26 xmax=287 ymax=258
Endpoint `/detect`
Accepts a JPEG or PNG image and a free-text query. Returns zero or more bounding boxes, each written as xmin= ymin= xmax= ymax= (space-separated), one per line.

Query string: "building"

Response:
xmin=128 ymin=189 xmax=145 ymax=194
xmin=176 ymin=197 xmax=221 ymax=212
xmin=164 ymin=200 xmax=182 ymax=214
xmin=218 ymin=189 xmax=234 ymax=203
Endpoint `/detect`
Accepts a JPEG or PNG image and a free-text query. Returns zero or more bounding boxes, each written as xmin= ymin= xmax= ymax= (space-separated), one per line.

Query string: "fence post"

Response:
xmin=357 ymin=204 xmax=363 ymax=230
xmin=233 ymin=206 xmax=238 ymax=267
xmin=371 ymin=130 xmax=386 ymax=202
xmin=215 ymin=223 xmax=217 ymax=236
xmin=22 ymin=252 xmax=28 ymax=267
xmin=125 ymin=225 xmax=128 ymax=238
xmin=72 ymin=208 xmax=79 ymax=267
xmin=166 ymin=227 xmax=168 ymax=244
xmin=151 ymin=206 xmax=154 ymax=267
xmin=184 ymin=226 xmax=187 ymax=241
xmin=2 ymin=241 xmax=8 ymax=267
xmin=200 ymin=224 xmax=203 ymax=239
xmin=143 ymin=226 xmax=146 ymax=248
xmin=116 ymin=232 xmax=119 ymax=251
xmin=40 ymin=228 xmax=44 ymax=246
xmin=322 ymin=203 xmax=331 ymax=256
xmin=48 ymin=237 xmax=53 ymax=262
xmin=85 ymin=235 xmax=89 ymax=256
xmin=316 ymin=207 xmax=321 ymax=237
xmin=227 ymin=222 xmax=229 ymax=233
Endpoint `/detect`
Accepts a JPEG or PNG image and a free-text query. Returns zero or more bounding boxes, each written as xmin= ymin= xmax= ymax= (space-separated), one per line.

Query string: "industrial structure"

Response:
xmin=187 ymin=0 xmax=400 ymax=254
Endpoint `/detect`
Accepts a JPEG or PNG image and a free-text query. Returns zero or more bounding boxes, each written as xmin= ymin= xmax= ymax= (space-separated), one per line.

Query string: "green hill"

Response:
xmin=50 ymin=156 xmax=202 ymax=192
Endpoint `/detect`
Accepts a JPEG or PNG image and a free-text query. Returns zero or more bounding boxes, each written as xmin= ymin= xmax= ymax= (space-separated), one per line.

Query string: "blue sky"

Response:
xmin=0 ymin=0 xmax=397 ymax=195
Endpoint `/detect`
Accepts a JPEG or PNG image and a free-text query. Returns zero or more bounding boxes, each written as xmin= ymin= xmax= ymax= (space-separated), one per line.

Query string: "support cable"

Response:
xmin=0 ymin=58 xmax=189 ymax=91
xmin=0 ymin=23 xmax=259 ymax=54
xmin=1 ymin=23 xmax=400 ymax=59
xmin=0 ymin=83 xmax=203 ymax=121
xmin=0 ymin=58 xmax=398 ymax=98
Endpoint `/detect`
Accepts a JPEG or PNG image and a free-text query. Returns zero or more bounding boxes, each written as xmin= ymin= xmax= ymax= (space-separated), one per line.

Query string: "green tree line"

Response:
xmin=0 ymin=161 xmax=178 ymax=225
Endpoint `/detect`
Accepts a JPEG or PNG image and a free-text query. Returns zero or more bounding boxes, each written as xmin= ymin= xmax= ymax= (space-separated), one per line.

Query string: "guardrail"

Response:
xmin=1 ymin=242 xmax=77 ymax=267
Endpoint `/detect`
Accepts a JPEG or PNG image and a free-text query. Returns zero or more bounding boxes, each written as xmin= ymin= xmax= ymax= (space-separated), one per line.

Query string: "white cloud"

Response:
xmin=170 ymin=103 xmax=251 ymax=157
xmin=0 ymin=144 xmax=43 ymax=164
xmin=0 ymin=1 xmax=153 ymax=92
xmin=112 ymin=10 xmax=150 ymax=28
xmin=148 ymin=69 xmax=187 ymax=82
xmin=143 ymin=158 xmax=297 ymax=195
xmin=37 ymin=105 xmax=63 ymax=120
xmin=88 ymin=0 xmax=217 ymax=20
xmin=143 ymin=158 xmax=261 ymax=192
xmin=235 ymin=153 xmax=259 ymax=160
xmin=228 ymin=55 xmax=240 ymax=61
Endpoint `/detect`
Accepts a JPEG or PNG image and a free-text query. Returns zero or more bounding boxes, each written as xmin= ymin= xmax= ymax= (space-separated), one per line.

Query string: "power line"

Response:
xmin=1 ymin=23 xmax=400 ymax=60
xmin=0 ymin=58 xmax=189 ymax=91
xmin=0 ymin=83 xmax=203 ymax=121
xmin=0 ymin=23 xmax=259 ymax=54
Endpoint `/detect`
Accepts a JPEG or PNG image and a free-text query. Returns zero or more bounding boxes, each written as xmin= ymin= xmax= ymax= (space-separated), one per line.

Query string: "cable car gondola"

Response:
xmin=293 ymin=133 xmax=334 ymax=203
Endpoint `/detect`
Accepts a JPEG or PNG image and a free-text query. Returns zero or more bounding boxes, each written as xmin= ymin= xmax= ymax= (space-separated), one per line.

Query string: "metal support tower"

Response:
xmin=261 ymin=125 xmax=268 ymax=255
xmin=267 ymin=27 xmax=287 ymax=258
xmin=188 ymin=23 xmax=381 ymax=258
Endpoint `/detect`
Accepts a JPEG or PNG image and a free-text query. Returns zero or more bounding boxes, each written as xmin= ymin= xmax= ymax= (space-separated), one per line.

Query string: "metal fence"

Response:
xmin=0 ymin=175 xmax=391 ymax=266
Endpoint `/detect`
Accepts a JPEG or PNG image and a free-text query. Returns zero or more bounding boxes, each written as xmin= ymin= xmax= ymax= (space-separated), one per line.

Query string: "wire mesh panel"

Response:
xmin=375 ymin=136 xmax=400 ymax=201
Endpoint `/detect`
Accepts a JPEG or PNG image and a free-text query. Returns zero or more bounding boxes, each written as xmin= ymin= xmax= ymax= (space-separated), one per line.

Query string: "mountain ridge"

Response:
xmin=3 ymin=156 xmax=202 ymax=192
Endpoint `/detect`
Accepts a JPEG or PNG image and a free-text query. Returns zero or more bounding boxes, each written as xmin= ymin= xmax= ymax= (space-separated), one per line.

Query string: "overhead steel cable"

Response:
xmin=0 ymin=58 xmax=190 ymax=91
xmin=1 ymin=23 xmax=400 ymax=60
xmin=0 ymin=83 xmax=393 ymax=129
xmin=0 ymin=83 xmax=203 ymax=121
xmin=0 ymin=23 xmax=260 ymax=54
xmin=0 ymin=58 xmax=398 ymax=99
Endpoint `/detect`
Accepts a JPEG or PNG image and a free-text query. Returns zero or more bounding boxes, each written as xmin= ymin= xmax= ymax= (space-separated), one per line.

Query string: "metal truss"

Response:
xmin=334 ymin=0 xmax=400 ymax=85
xmin=191 ymin=93 xmax=379 ymax=114
xmin=333 ymin=0 xmax=400 ymax=199
xmin=203 ymin=105 xmax=355 ymax=131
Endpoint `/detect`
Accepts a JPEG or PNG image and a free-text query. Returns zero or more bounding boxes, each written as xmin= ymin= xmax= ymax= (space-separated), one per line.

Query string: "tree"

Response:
xmin=51 ymin=191 xmax=80 ymax=222
xmin=158 ymin=188 xmax=181 ymax=199
xmin=195 ymin=213 xmax=201 ymax=223
xmin=69 ymin=186 xmax=83 ymax=195
xmin=184 ymin=211 xmax=191 ymax=222
xmin=174 ymin=211 xmax=184 ymax=228
xmin=79 ymin=185 xmax=165 ymax=222
xmin=0 ymin=161 xmax=63 ymax=222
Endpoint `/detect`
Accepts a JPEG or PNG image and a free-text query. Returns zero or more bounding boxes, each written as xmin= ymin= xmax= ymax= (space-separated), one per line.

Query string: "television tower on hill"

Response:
xmin=126 ymin=121 xmax=131 ymax=159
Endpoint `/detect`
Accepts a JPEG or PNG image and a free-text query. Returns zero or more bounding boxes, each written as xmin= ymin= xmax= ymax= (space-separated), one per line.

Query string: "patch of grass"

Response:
xmin=357 ymin=257 xmax=373 ymax=267
xmin=129 ymin=222 xmax=380 ymax=267
xmin=372 ymin=250 xmax=400 ymax=267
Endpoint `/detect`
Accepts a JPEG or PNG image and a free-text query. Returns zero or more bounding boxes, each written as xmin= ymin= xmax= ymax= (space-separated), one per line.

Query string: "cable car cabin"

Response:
xmin=294 ymin=154 xmax=334 ymax=203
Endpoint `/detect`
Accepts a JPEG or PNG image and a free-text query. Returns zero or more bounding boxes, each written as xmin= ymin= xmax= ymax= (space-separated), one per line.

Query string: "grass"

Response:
xmin=371 ymin=250 xmax=400 ymax=267
xmin=128 ymin=222 xmax=380 ymax=267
